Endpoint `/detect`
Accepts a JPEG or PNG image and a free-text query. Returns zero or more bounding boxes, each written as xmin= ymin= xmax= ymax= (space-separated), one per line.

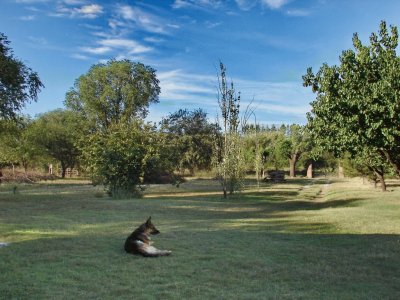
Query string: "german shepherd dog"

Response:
xmin=124 ymin=217 xmax=171 ymax=257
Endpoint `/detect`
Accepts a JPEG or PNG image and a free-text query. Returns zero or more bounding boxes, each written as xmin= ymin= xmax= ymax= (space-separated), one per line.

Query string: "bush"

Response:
xmin=82 ymin=122 xmax=147 ymax=198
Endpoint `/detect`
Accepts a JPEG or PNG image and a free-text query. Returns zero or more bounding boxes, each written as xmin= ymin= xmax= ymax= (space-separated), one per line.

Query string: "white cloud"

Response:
xmin=71 ymin=53 xmax=90 ymax=60
xmin=144 ymin=37 xmax=165 ymax=43
xmin=80 ymin=37 xmax=153 ymax=58
xmin=234 ymin=0 xmax=256 ymax=11
xmin=63 ymin=0 xmax=87 ymax=4
xmin=50 ymin=3 xmax=103 ymax=19
xmin=167 ymin=23 xmax=180 ymax=29
xmin=158 ymin=69 xmax=215 ymax=103
xmin=115 ymin=5 xmax=166 ymax=34
xmin=172 ymin=0 xmax=222 ymax=10
xmin=28 ymin=36 xmax=48 ymax=45
xmin=15 ymin=0 xmax=49 ymax=3
xmin=155 ymin=69 xmax=311 ymax=123
xmin=99 ymin=39 xmax=153 ymax=54
xmin=205 ymin=21 xmax=222 ymax=29
xmin=235 ymin=0 xmax=290 ymax=10
xmin=76 ymin=4 xmax=102 ymax=17
xmin=20 ymin=15 xmax=36 ymax=21
xmin=80 ymin=46 xmax=111 ymax=54
xmin=286 ymin=9 xmax=311 ymax=16
xmin=261 ymin=0 xmax=289 ymax=9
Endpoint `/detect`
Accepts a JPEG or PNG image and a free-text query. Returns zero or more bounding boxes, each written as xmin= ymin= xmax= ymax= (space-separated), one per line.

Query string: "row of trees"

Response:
xmin=0 ymin=32 xmax=318 ymax=198
xmin=2 ymin=21 xmax=400 ymax=195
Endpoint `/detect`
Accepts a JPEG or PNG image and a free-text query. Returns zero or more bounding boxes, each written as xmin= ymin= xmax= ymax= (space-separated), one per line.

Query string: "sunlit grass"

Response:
xmin=0 ymin=177 xmax=399 ymax=299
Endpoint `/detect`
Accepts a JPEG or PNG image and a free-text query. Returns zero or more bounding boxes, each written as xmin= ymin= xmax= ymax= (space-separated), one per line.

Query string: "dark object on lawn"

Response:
xmin=124 ymin=217 xmax=171 ymax=257
xmin=13 ymin=186 xmax=17 ymax=194
xmin=264 ymin=170 xmax=285 ymax=183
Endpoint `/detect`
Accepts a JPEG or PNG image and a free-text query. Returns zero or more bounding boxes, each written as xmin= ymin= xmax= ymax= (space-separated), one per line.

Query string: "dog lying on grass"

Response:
xmin=124 ymin=217 xmax=172 ymax=257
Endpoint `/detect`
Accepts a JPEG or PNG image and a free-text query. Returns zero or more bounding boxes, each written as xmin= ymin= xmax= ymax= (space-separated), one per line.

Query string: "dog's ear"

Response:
xmin=146 ymin=216 xmax=152 ymax=224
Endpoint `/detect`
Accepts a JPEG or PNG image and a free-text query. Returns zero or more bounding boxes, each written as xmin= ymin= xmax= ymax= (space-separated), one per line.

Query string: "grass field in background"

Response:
xmin=0 ymin=177 xmax=399 ymax=299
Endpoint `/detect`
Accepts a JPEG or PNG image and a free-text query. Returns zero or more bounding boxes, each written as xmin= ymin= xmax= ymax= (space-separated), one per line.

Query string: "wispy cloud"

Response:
xmin=99 ymin=38 xmax=153 ymax=54
xmin=205 ymin=21 xmax=222 ymax=29
xmin=80 ymin=46 xmax=111 ymax=55
xmin=235 ymin=0 xmax=290 ymax=10
xmin=75 ymin=4 xmax=102 ymax=17
xmin=172 ymin=0 xmax=222 ymax=10
xmin=15 ymin=0 xmax=49 ymax=3
xmin=114 ymin=4 xmax=168 ymax=34
xmin=261 ymin=0 xmax=289 ymax=9
xmin=63 ymin=0 xmax=87 ymax=4
xmin=50 ymin=3 xmax=103 ymax=19
xmin=158 ymin=69 xmax=215 ymax=103
xmin=286 ymin=9 xmax=311 ymax=17
xmin=20 ymin=15 xmax=36 ymax=21
xmin=153 ymin=68 xmax=311 ymax=124
xmin=80 ymin=38 xmax=153 ymax=58
xmin=235 ymin=0 xmax=257 ymax=11
xmin=144 ymin=37 xmax=165 ymax=43
xmin=71 ymin=53 xmax=90 ymax=60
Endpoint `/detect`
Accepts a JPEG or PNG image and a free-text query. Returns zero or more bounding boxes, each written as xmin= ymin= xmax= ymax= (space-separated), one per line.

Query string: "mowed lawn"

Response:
xmin=0 ymin=177 xmax=399 ymax=299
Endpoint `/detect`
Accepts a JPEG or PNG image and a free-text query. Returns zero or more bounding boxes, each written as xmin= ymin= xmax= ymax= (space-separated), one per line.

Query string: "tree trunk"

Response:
xmin=289 ymin=153 xmax=298 ymax=178
xmin=374 ymin=168 xmax=386 ymax=192
xmin=61 ymin=163 xmax=66 ymax=178
xmin=379 ymin=149 xmax=400 ymax=177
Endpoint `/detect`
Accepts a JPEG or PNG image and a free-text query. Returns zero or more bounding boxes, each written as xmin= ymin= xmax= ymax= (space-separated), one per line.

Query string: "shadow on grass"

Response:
xmin=1 ymin=226 xmax=399 ymax=299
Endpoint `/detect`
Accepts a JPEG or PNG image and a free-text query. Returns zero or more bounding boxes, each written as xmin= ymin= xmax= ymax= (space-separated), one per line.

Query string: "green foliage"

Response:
xmin=160 ymin=108 xmax=218 ymax=174
xmin=0 ymin=33 xmax=43 ymax=120
xmin=65 ymin=59 xmax=160 ymax=129
xmin=82 ymin=121 xmax=149 ymax=197
xmin=214 ymin=63 xmax=246 ymax=197
xmin=303 ymin=21 xmax=400 ymax=178
xmin=29 ymin=110 xmax=84 ymax=178
xmin=0 ymin=117 xmax=43 ymax=170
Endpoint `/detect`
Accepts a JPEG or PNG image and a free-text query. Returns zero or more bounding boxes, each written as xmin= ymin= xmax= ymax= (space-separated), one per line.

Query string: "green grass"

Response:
xmin=0 ymin=178 xmax=399 ymax=299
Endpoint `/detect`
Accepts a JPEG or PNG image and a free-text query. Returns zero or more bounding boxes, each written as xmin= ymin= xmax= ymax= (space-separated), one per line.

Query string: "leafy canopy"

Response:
xmin=0 ymin=33 xmax=43 ymax=120
xmin=303 ymin=21 xmax=400 ymax=176
xmin=65 ymin=59 xmax=160 ymax=129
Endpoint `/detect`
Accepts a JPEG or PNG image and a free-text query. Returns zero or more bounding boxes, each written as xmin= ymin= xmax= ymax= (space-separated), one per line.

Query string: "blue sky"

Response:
xmin=2 ymin=0 xmax=400 ymax=125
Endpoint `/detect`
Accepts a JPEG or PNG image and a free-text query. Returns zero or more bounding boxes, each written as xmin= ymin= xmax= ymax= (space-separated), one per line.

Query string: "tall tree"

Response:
xmin=0 ymin=33 xmax=43 ymax=120
xmin=303 ymin=21 xmax=400 ymax=184
xmin=214 ymin=63 xmax=245 ymax=198
xmin=65 ymin=59 xmax=160 ymax=130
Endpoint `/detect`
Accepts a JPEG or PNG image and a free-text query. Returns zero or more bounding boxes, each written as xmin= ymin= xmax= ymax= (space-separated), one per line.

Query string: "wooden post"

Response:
xmin=338 ymin=160 xmax=344 ymax=178
xmin=307 ymin=163 xmax=313 ymax=179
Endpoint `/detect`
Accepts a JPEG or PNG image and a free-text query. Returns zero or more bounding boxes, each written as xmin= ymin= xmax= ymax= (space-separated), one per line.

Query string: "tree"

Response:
xmin=30 ymin=110 xmax=84 ymax=178
xmin=160 ymin=108 xmax=217 ymax=174
xmin=65 ymin=59 xmax=160 ymax=130
xmin=0 ymin=33 xmax=43 ymax=120
xmin=276 ymin=124 xmax=311 ymax=177
xmin=214 ymin=63 xmax=246 ymax=198
xmin=303 ymin=21 xmax=400 ymax=185
xmin=0 ymin=117 xmax=43 ymax=173
xmin=82 ymin=121 xmax=148 ymax=197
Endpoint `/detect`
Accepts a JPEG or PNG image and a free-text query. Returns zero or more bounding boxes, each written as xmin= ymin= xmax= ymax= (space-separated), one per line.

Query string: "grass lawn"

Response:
xmin=0 ymin=177 xmax=399 ymax=299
